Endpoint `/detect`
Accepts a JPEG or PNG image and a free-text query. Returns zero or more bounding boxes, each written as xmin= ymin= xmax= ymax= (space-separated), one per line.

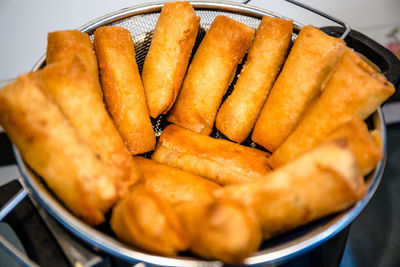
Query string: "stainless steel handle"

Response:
xmin=0 ymin=187 xmax=39 ymax=267
xmin=0 ymin=188 xmax=27 ymax=221
xmin=284 ymin=0 xmax=351 ymax=39
xmin=0 ymin=180 xmax=105 ymax=267
xmin=241 ymin=0 xmax=351 ymax=39
xmin=0 ymin=234 xmax=39 ymax=267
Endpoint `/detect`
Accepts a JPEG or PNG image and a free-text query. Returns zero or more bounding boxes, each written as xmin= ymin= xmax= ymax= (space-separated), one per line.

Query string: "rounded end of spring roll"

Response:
xmin=46 ymin=30 xmax=102 ymax=97
xmin=142 ymin=1 xmax=200 ymax=118
xmin=110 ymin=185 xmax=190 ymax=256
xmin=175 ymin=199 xmax=262 ymax=264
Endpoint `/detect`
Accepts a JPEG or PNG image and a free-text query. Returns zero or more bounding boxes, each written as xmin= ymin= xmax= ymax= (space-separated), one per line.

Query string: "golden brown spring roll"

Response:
xmin=110 ymin=185 xmax=189 ymax=256
xmin=215 ymin=16 xmax=293 ymax=143
xmin=167 ymin=16 xmax=255 ymax=135
xmin=268 ymin=49 xmax=395 ymax=168
xmin=134 ymin=157 xmax=220 ymax=206
xmin=252 ymin=25 xmax=346 ymax=152
xmin=142 ymin=1 xmax=200 ymax=118
xmin=0 ymin=74 xmax=120 ymax=225
xmin=46 ymin=30 xmax=102 ymax=97
xmin=36 ymin=55 xmax=140 ymax=196
xmin=174 ymin=199 xmax=262 ymax=264
xmin=326 ymin=118 xmax=382 ymax=176
xmin=215 ymin=140 xmax=366 ymax=239
xmin=152 ymin=124 xmax=271 ymax=185
xmin=94 ymin=26 xmax=156 ymax=154
xmin=370 ymin=129 xmax=382 ymax=151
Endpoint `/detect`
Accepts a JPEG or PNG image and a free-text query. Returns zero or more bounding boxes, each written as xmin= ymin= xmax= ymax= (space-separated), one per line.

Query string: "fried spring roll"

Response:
xmin=216 ymin=16 xmax=293 ymax=143
xmin=110 ymin=185 xmax=189 ymax=256
xmin=94 ymin=26 xmax=156 ymax=154
xmin=36 ymin=55 xmax=140 ymax=196
xmin=134 ymin=157 xmax=220 ymax=206
xmin=268 ymin=49 xmax=395 ymax=168
xmin=142 ymin=2 xmax=200 ymax=118
xmin=370 ymin=129 xmax=382 ymax=151
xmin=167 ymin=16 xmax=255 ymax=135
xmin=326 ymin=118 xmax=382 ymax=175
xmin=0 ymin=74 xmax=120 ymax=225
xmin=152 ymin=124 xmax=271 ymax=185
xmin=252 ymin=25 xmax=346 ymax=151
xmin=174 ymin=200 xmax=262 ymax=264
xmin=46 ymin=30 xmax=102 ymax=97
xmin=215 ymin=140 xmax=366 ymax=239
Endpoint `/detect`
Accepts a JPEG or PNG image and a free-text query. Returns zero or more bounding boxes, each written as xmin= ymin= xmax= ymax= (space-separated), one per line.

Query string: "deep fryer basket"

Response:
xmin=2 ymin=1 xmax=399 ymax=266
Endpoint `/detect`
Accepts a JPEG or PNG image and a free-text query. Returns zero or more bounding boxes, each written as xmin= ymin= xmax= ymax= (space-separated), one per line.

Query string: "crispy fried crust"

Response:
xmin=167 ymin=16 xmax=255 ymax=135
xmin=110 ymin=185 xmax=189 ymax=256
xmin=46 ymin=30 xmax=102 ymax=97
xmin=326 ymin=118 xmax=382 ymax=175
xmin=94 ymin=26 xmax=156 ymax=154
xmin=36 ymin=55 xmax=140 ymax=197
xmin=174 ymin=199 xmax=262 ymax=264
xmin=268 ymin=48 xmax=395 ymax=168
xmin=216 ymin=16 xmax=293 ymax=143
xmin=151 ymin=124 xmax=271 ymax=185
xmin=215 ymin=140 xmax=366 ymax=239
xmin=0 ymin=74 xmax=119 ymax=225
xmin=142 ymin=1 xmax=200 ymax=118
xmin=134 ymin=157 xmax=220 ymax=206
xmin=252 ymin=25 xmax=346 ymax=151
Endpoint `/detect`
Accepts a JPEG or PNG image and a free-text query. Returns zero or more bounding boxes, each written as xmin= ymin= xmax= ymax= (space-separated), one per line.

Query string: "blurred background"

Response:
xmin=0 ymin=1 xmax=399 ymax=266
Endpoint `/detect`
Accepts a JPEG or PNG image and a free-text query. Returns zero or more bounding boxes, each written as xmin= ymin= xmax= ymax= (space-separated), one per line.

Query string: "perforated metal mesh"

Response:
xmin=111 ymin=9 xmax=263 ymax=62
xmin=104 ymin=8 xmax=297 ymax=144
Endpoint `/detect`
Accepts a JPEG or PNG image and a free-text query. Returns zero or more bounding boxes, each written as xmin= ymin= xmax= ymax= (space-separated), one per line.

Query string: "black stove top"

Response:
xmin=0 ymin=125 xmax=399 ymax=267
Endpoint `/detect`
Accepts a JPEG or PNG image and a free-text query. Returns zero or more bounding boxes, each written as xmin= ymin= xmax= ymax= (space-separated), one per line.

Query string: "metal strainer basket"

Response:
xmin=9 ymin=1 xmax=387 ymax=266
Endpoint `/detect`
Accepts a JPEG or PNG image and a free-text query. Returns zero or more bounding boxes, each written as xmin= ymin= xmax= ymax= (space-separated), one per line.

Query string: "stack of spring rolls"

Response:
xmin=0 ymin=1 xmax=395 ymax=264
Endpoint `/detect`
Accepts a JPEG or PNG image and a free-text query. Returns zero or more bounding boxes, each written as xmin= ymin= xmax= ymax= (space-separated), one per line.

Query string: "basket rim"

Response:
xmin=18 ymin=1 xmax=387 ymax=266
